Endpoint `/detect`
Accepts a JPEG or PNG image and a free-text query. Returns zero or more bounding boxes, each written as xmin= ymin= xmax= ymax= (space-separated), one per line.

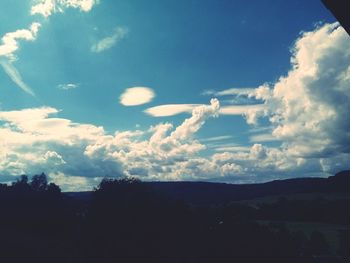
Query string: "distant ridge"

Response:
xmin=66 ymin=171 xmax=350 ymax=205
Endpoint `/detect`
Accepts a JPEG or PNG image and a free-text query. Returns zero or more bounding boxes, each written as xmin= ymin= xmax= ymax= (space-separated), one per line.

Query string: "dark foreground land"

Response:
xmin=1 ymin=172 xmax=350 ymax=263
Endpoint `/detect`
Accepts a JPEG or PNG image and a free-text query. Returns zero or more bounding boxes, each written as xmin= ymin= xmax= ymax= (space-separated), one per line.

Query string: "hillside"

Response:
xmin=66 ymin=171 xmax=350 ymax=205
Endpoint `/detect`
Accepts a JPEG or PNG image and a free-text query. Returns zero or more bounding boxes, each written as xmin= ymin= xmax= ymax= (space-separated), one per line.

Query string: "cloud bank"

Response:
xmin=0 ymin=100 xmax=220 ymax=189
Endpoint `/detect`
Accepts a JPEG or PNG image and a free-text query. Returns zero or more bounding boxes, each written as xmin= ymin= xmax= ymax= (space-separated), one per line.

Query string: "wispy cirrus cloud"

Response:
xmin=212 ymin=145 xmax=251 ymax=152
xmin=203 ymin=85 xmax=271 ymax=101
xmin=0 ymin=23 xmax=41 ymax=95
xmin=0 ymin=61 xmax=35 ymax=96
xmin=91 ymin=27 xmax=129 ymax=53
xmin=249 ymin=133 xmax=280 ymax=143
xmin=0 ymin=0 xmax=98 ymax=96
xmin=199 ymin=135 xmax=233 ymax=143
xmin=145 ymin=103 xmax=267 ymax=125
xmin=202 ymin=88 xmax=256 ymax=97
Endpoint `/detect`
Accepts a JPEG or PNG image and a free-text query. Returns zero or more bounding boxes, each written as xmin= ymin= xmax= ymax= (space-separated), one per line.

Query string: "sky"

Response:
xmin=1 ymin=0 xmax=350 ymax=191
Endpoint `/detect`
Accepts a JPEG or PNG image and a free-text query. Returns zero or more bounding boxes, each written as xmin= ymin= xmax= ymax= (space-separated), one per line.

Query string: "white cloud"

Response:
xmin=0 ymin=23 xmax=41 ymax=95
xmin=204 ymin=85 xmax=272 ymax=101
xmin=196 ymin=23 xmax=350 ymax=179
xmin=200 ymin=135 xmax=233 ymax=142
xmin=145 ymin=101 xmax=267 ymax=124
xmin=0 ymin=23 xmax=41 ymax=59
xmin=0 ymin=100 xmax=220 ymax=183
xmin=212 ymin=145 xmax=250 ymax=152
xmin=205 ymin=23 xmax=350 ymax=163
xmin=0 ymin=60 xmax=35 ymax=96
xmin=31 ymin=0 xmax=99 ymax=18
xmin=169 ymin=99 xmax=219 ymax=140
xmin=202 ymin=85 xmax=272 ymax=125
xmin=0 ymin=0 xmax=98 ymax=95
xmin=144 ymin=104 xmax=201 ymax=117
xmin=58 ymin=83 xmax=79 ymax=90
xmin=120 ymin=87 xmax=155 ymax=106
xmin=249 ymin=133 xmax=280 ymax=143
xmin=248 ymin=126 xmax=272 ymax=134
xmin=85 ymin=100 xmax=220 ymax=180
xmin=203 ymin=88 xmax=256 ymax=97
xmin=145 ymin=103 xmax=266 ymax=121
xmin=264 ymin=23 xmax=350 ymax=159
xmin=1 ymin=23 xmax=350 ymax=187
xmin=220 ymin=104 xmax=267 ymax=125
xmin=214 ymin=23 xmax=350 ymax=176
xmin=48 ymin=172 xmax=96 ymax=191
xmin=91 ymin=27 xmax=128 ymax=53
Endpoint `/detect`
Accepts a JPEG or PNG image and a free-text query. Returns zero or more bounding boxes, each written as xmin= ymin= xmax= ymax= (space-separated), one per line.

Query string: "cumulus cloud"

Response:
xmin=0 ymin=100 xmax=221 ymax=184
xmin=0 ymin=22 xmax=41 ymax=59
xmin=206 ymin=23 xmax=350 ymax=168
xmin=0 ymin=106 xmax=122 ymax=183
xmin=197 ymin=23 xmax=350 ymax=179
xmin=120 ymin=87 xmax=155 ymax=106
xmin=91 ymin=27 xmax=128 ymax=53
xmin=85 ymin=99 xmax=220 ymax=180
xmin=169 ymin=99 xmax=219 ymax=140
xmin=31 ymin=0 xmax=99 ymax=17
xmin=261 ymin=23 xmax=350 ymax=160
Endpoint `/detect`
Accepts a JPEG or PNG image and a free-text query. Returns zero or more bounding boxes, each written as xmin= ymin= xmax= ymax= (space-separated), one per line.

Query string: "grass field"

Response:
xmin=257 ymin=220 xmax=348 ymax=254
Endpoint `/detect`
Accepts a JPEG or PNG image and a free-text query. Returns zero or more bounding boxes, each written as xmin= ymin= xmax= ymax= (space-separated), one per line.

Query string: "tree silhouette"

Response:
xmin=30 ymin=173 xmax=48 ymax=191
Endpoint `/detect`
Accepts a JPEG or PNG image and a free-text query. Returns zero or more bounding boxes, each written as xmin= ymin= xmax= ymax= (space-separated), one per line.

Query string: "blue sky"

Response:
xmin=1 ymin=0 xmax=350 ymax=191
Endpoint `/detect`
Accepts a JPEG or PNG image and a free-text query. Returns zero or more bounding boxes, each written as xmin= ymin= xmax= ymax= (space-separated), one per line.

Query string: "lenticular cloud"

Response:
xmin=120 ymin=87 xmax=156 ymax=106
